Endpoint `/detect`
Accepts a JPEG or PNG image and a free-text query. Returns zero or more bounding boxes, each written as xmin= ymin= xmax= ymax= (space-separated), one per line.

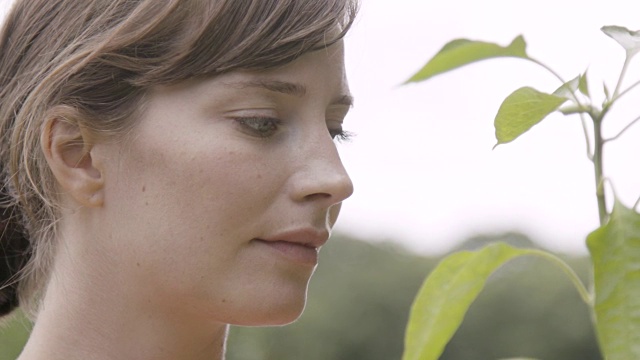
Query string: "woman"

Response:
xmin=0 ymin=0 xmax=357 ymax=358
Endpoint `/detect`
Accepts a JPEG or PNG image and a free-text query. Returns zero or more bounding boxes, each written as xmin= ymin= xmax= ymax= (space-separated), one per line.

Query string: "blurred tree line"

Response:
xmin=0 ymin=232 xmax=600 ymax=359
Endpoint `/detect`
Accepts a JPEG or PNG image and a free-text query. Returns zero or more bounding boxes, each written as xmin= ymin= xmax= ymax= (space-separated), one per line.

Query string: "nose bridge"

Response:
xmin=291 ymin=131 xmax=354 ymax=206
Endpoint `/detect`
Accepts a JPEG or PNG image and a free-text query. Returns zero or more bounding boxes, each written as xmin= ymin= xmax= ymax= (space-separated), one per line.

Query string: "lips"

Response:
xmin=254 ymin=228 xmax=330 ymax=266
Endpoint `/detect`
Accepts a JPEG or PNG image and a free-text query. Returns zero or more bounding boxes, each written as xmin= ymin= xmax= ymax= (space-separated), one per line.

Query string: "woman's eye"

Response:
xmin=329 ymin=128 xmax=354 ymax=143
xmin=234 ymin=117 xmax=280 ymax=138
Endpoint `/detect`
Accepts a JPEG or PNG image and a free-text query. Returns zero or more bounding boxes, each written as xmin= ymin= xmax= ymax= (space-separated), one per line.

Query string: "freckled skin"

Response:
xmin=21 ymin=41 xmax=354 ymax=360
xmin=92 ymin=41 xmax=353 ymax=327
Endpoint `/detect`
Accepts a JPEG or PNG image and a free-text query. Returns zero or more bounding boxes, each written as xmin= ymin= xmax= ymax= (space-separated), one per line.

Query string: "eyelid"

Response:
xmin=326 ymin=106 xmax=352 ymax=143
xmin=326 ymin=105 xmax=350 ymax=119
xmin=225 ymin=107 xmax=280 ymax=117
xmin=231 ymin=116 xmax=282 ymax=138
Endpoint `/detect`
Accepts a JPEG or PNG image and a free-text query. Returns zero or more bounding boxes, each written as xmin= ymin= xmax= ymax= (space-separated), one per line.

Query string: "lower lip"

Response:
xmin=255 ymin=239 xmax=319 ymax=266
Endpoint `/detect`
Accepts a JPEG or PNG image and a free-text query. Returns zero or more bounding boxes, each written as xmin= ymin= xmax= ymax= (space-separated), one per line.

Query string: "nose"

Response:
xmin=289 ymin=131 xmax=354 ymax=207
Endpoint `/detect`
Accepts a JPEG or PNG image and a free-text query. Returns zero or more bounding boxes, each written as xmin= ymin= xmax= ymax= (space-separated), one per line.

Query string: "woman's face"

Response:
xmin=94 ymin=42 xmax=353 ymax=326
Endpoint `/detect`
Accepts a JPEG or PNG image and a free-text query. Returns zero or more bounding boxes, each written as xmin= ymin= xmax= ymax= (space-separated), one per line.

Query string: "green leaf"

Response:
xmin=494 ymin=87 xmax=567 ymax=147
xmin=402 ymin=243 xmax=589 ymax=360
xmin=406 ymin=35 xmax=529 ymax=83
xmin=579 ymin=71 xmax=590 ymax=97
xmin=553 ymin=75 xmax=580 ymax=100
xmin=602 ymin=25 xmax=640 ymax=58
xmin=587 ymin=200 xmax=640 ymax=360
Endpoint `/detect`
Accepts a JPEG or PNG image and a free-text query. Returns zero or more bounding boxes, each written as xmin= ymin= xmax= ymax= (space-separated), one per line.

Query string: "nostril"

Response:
xmin=303 ymin=192 xmax=332 ymax=202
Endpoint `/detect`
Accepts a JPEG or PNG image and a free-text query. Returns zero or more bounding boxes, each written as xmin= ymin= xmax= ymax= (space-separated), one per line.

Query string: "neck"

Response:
xmin=18 ymin=244 xmax=228 ymax=360
xmin=20 ymin=309 xmax=228 ymax=360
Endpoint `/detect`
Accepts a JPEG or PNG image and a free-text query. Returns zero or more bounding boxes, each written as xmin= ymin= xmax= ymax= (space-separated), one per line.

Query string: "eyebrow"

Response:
xmin=225 ymin=79 xmax=354 ymax=107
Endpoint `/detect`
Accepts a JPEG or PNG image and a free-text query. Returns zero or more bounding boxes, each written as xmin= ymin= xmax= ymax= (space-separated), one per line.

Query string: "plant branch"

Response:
xmin=578 ymin=114 xmax=594 ymax=162
xmin=527 ymin=57 xmax=609 ymax=223
xmin=526 ymin=58 xmax=597 ymax=161
xmin=635 ymin=196 xmax=640 ymax=211
xmin=604 ymin=115 xmax=640 ymax=143
xmin=613 ymin=55 xmax=632 ymax=99
xmin=613 ymin=78 xmax=640 ymax=102
xmin=528 ymin=57 xmax=587 ymax=110
xmin=528 ymin=58 xmax=566 ymax=84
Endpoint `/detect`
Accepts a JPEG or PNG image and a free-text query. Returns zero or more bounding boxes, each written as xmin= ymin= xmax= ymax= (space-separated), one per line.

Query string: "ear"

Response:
xmin=41 ymin=115 xmax=104 ymax=208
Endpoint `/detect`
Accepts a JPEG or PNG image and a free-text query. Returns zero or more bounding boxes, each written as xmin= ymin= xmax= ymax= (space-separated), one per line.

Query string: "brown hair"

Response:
xmin=0 ymin=0 xmax=358 ymax=319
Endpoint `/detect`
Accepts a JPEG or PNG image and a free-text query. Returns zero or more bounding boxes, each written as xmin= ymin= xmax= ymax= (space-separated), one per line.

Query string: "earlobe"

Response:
xmin=41 ymin=113 xmax=104 ymax=208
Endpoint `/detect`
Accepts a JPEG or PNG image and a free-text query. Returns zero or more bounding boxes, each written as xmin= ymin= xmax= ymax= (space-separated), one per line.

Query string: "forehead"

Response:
xmin=245 ymin=41 xmax=350 ymax=97
xmin=145 ymin=41 xmax=351 ymax=115
xmin=180 ymin=41 xmax=350 ymax=102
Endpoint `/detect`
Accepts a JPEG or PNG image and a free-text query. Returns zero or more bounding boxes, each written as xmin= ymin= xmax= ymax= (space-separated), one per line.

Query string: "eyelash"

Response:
xmin=233 ymin=117 xmax=280 ymax=138
xmin=330 ymin=129 xmax=354 ymax=143
xmin=233 ymin=116 xmax=354 ymax=143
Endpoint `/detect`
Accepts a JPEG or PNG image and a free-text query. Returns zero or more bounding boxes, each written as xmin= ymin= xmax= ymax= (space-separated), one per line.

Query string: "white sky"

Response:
xmin=2 ymin=0 xmax=639 ymax=255
xmin=338 ymin=0 xmax=640 ymax=254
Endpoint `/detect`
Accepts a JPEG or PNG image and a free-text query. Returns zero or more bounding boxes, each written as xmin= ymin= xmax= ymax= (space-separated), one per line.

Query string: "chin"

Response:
xmin=265 ymin=303 xmax=307 ymax=326
xmin=246 ymin=313 xmax=304 ymax=327
xmin=231 ymin=289 xmax=309 ymax=327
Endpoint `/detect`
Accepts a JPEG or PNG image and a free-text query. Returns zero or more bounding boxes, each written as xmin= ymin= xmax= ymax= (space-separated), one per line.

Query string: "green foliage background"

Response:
xmin=401 ymin=27 xmax=640 ymax=359
xmin=0 ymin=233 xmax=599 ymax=359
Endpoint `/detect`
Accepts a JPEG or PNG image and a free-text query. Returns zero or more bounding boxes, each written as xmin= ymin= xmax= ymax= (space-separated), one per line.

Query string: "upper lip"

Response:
xmin=259 ymin=228 xmax=330 ymax=249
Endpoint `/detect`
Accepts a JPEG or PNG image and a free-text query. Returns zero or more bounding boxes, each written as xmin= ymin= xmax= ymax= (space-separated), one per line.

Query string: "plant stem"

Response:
xmin=527 ymin=58 xmax=597 ymax=162
xmin=528 ymin=58 xmax=566 ymax=84
xmin=613 ymin=78 xmax=640 ymax=102
xmin=580 ymin=116 xmax=594 ymax=162
xmin=528 ymin=57 xmax=587 ymax=106
xmin=613 ymin=55 xmax=632 ymax=98
xmin=528 ymin=56 xmax=610 ymax=223
xmin=592 ymin=114 xmax=607 ymax=225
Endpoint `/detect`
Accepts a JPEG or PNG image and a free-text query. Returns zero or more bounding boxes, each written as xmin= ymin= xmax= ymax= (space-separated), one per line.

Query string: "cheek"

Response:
xmin=168 ymin=148 xmax=283 ymax=230
xmin=116 ymin=146 xmax=274 ymax=256
xmin=102 ymin=133 xmax=292 ymax=289
xmin=125 ymin=131 xmax=280 ymax=220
